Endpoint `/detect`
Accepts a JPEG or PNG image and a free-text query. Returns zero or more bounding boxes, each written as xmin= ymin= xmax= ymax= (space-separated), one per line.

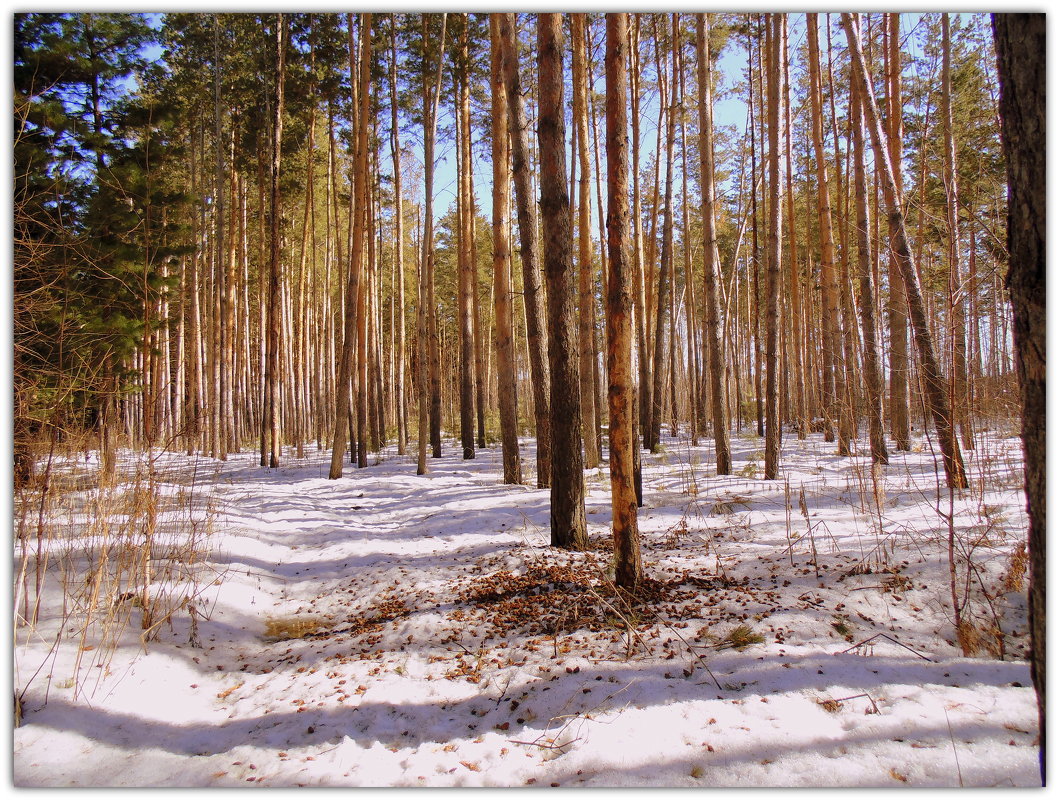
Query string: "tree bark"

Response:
xmin=942 ymin=14 xmax=974 ymax=451
xmin=418 ymin=13 xmax=447 ymax=470
xmin=572 ymin=13 xmax=600 ymax=470
xmin=500 ymin=12 xmax=551 ymax=488
xmin=695 ymin=13 xmax=731 ymax=475
xmin=647 ymin=14 xmax=679 ymax=453
xmin=762 ymin=13 xmax=783 ymax=480
xmin=389 ymin=17 xmax=407 ymax=455
xmin=851 ymin=61 xmax=889 ymax=465
xmin=538 ymin=13 xmax=586 ymax=550
xmin=992 ymin=12 xmax=1045 ymax=782
xmin=885 ymin=12 xmax=912 ymax=450
xmin=489 ymin=15 xmax=522 ymax=485
xmin=605 ymin=12 xmax=642 ymax=589
xmin=329 ymin=13 xmax=371 ymax=478
xmin=264 ymin=13 xmax=286 ymax=469
xmin=456 ymin=19 xmax=476 ymax=460
xmin=807 ymin=14 xmax=847 ymax=456
xmin=782 ymin=18 xmax=807 ymax=440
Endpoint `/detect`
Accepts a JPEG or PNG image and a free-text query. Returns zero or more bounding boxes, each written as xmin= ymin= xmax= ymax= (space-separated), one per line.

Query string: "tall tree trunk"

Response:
xmin=293 ymin=98 xmax=314 ymax=460
xmin=489 ymin=15 xmax=522 ymax=485
xmin=695 ymin=13 xmax=731 ymax=475
xmin=572 ymin=13 xmax=600 ymax=470
xmin=389 ymin=17 xmax=407 ymax=455
xmin=842 ymin=12 xmax=968 ymax=490
xmin=500 ymin=12 xmax=551 ymax=488
xmin=647 ymin=14 xmax=679 ymax=453
xmin=362 ymin=150 xmax=380 ymax=461
xmin=942 ymin=14 xmax=974 ymax=451
xmin=993 ymin=13 xmax=1045 ymax=781
xmin=749 ymin=20 xmax=764 ymax=439
xmin=630 ymin=17 xmax=650 ymax=454
xmin=212 ymin=15 xmax=230 ymax=459
xmin=679 ymin=83 xmax=700 ymax=444
xmin=264 ymin=13 xmax=286 ymax=469
xmin=425 ymin=15 xmax=446 ymax=458
xmin=762 ymin=14 xmax=783 ymax=480
xmin=538 ymin=13 xmax=587 ymax=550
xmin=807 ymin=14 xmax=846 ymax=454
xmin=826 ymin=16 xmax=862 ymax=452
xmin=851 ymin=61 xmax=889 ymax=464
xmin=471 ymin=161 xmax=487 ymax=451
xmin=885 ymin=12 xmax=912 ymax=450
xmin=456 ymin=20 xmax=476 ymax=460
xmin=782 ymin=18 xmax=807 ymax=440
xmin=329 ymin=14 xmax=372 ymax=479
xmin=605 ymin=13 xmax=642 ymax=589
xmin=419 ymin=13 xmax=447 ymax=467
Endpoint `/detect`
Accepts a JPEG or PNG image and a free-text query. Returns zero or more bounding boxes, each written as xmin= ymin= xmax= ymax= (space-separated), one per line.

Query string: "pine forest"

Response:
xmin=13 ymin=12 xmax=1045 ymax=787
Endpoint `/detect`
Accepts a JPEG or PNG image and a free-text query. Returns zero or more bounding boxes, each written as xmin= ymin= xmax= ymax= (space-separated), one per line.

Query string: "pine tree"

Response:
xmin=695 ymin=13 xmax=732 ymax=475
xmin=992 ymin=12 xmax=1045 ymax=780
xmin=489 ymin=15 xmax=522 ymax=485
xmin=605 ymin=12 xmax=643 ymax=589
xmin=538 ymin=13 xmax=587 ymax=550
xmin=499 ymin=13 xmax=552 ymax=488
xmin=762 ymin=13 xmax=783 ymax=480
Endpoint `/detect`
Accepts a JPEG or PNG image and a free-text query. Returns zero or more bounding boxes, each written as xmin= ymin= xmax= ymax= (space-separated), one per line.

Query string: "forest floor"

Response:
xmin=13 ymin=424 xmax=1041 ymax=787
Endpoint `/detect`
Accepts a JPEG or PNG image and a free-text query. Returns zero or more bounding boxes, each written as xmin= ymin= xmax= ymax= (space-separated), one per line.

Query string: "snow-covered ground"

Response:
xmin=13 ymin=425 xmax=1040 ymax=787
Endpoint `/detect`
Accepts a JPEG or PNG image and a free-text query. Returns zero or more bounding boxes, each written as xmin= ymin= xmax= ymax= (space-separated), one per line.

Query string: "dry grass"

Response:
xmin=264 ymin=614 xmax=329 ymax=641
xmin=14 ymin=435 xmax=218 ymax=703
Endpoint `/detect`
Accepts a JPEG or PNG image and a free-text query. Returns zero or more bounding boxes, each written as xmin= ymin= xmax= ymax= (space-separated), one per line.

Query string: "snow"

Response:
xmin=13 ymin=426 xmax=1040 ymax=787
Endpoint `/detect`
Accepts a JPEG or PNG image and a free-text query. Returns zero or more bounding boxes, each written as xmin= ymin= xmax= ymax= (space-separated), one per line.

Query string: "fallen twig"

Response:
xmin=508 ymin=737 xmax=582 ymax=751
xmin=831 ymin=692 xmax=881 ymax=714
xmin=837 ymin=632 xmax=935 ymax=662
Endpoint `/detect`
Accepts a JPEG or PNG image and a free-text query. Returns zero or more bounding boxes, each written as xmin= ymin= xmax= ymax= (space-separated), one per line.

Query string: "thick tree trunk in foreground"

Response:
xmin=500 ymin=12 xmax=551 ymax=488
xmin=605 ymin=12 xmax=642 ymax=589
xmin=842 ymin=13 xmax=968 ymax=490
xmin=489 ymin=15 xmax=522 ymax=485
xmin=538 ymin=13 xmax=586 ymax=550
xmin=993 ymin=12 xmax=1045 ymax=783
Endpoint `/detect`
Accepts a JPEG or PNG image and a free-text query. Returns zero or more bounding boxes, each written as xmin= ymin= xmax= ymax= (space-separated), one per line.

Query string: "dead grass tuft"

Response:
xmin=264 ymin=614 xmax=329 ymax=641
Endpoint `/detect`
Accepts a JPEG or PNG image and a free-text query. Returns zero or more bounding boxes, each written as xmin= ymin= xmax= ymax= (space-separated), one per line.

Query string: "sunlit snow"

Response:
xmin=14 ymin=427 xmax=1039 ymax=787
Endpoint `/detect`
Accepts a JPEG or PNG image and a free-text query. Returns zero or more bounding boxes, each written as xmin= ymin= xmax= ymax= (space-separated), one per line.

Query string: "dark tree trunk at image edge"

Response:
xmin=993 ymin=12 xmax=1045 ymax=784
xmin=537 ymin=13 xmax=586 ymax=550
